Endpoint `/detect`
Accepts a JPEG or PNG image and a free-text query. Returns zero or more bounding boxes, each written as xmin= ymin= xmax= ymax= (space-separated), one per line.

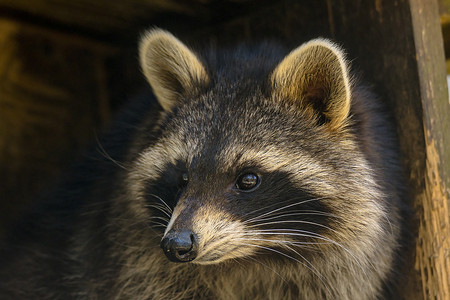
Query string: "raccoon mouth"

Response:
xmin=193 ymin=254 xmax=231 ymax=265
xmin=193 ymin=245 xmax=244 ymax=265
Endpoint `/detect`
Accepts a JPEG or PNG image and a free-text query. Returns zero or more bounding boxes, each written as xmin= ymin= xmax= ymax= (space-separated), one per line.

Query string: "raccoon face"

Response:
xmin=128 ymin=30 xmax=393 ymax=267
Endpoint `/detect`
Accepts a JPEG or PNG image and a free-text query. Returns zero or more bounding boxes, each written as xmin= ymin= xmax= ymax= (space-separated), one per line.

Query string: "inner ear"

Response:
xmin=271 ymin=39 xmax=352 ymax=131
xmin=139 ymin=29 xmax=209 ymax=112
xmin=303 ymin=86 xmax=329 ymax=125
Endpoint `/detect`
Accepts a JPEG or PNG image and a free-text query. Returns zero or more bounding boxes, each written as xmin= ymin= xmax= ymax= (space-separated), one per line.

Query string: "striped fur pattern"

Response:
xmin=0 ymin=29 xmax=405 ymax=299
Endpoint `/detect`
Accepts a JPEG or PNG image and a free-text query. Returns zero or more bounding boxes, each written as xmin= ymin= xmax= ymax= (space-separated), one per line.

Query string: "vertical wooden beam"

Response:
xmin=409 ymin=0 xmax=450 ymax=298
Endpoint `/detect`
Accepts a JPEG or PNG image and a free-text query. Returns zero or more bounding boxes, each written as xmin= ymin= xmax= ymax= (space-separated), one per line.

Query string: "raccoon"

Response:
xmin=0 ymin=29 xmax=406 ymax=299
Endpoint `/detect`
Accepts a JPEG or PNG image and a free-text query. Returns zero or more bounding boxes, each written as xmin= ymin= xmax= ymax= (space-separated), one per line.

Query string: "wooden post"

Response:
xmin=410 ymin=0 xmax=450 ymax=298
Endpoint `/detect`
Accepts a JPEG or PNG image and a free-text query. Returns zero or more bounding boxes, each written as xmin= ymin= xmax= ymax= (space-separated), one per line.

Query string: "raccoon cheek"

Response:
xmin=192 ymin=221 xmax=257 ymax=263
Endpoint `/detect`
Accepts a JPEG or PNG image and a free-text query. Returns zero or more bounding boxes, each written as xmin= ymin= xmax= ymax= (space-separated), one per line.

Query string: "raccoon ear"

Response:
xmin=271 ymin=39 xmax=351 ymax=130
xmin=139 ymin=29 xmax=209 ymax=111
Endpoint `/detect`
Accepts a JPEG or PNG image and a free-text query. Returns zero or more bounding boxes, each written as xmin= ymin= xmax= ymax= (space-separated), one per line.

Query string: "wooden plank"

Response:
xmin=0 ymin=0 xmax=275 ymax=43
xmin=0 ymin=0 xmax=203 ymax=30
xmin=409 ymin=0 xmax=450 ymax=298
xmin=186 ymin=0 xmax=330 ymax=48
xmin=0 ymin=0 xmax=209 ymax=44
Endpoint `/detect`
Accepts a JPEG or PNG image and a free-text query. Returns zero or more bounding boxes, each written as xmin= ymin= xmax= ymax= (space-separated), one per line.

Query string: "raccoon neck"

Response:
xmin=111 ymin=247 xmax=385 ymax=300
xmin=201 ymin=260 xmax=384 ymax=300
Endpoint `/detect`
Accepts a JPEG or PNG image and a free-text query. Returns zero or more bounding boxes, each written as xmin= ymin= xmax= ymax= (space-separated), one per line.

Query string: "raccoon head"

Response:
xmin=130 ymin=29 xmax=396 ymax=271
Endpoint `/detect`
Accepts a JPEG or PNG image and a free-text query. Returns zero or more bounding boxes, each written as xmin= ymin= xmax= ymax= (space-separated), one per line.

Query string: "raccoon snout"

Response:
xmin=160 ymin=229 xmax=198 ymax=263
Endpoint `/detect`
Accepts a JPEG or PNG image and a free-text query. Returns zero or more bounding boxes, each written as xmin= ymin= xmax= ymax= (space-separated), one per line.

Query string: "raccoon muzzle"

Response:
xmin=160 ymin=229 xmax=198 ymax=262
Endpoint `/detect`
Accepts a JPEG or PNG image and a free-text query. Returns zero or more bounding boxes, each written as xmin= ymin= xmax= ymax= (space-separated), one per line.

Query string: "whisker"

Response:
xmin=145 ymin=204 xmax=171 ymax=212
xmin=232 ymin=248 xmax=288 ymax=283
xmin=148 ymin=221 xmax=169 ymax=228
xmin=148 ymin=194 xmax=173 ymax=213
xmin=244 ymin=256 xmax=288 ymax=283
xmin=196 ymin=235 xmax=236 ymax=261
xmin=248 ymin=220 xmax=340 ymax=235
xmin=94 ymin=134 xmax=128 ymax=170
xmin=145 ymin=204 xmax=172 ymax=218
xmin=244 ymin=243 xmax=331 ymax=294
xmin=246 ymin=230 xmax=345 ymax=249
xmin=245 ymin=230 xmax=370 ymax=280
xmin=282 ymin=243 xmax=332 ymax=294
xmin=247 ymin=229 xmax=370 ymax=276
xmin=244 ymin=197 xmax=329 ymax=224
xmin=240 ymin=196 xmax=328 ymax=219
xmin=146 ymin=226 xmax=164 ymax=238
xmin=147 ymin=216 xmax=170 ymax=223
xmin=236 ymin=236 xmax=329 ymax=247
xmin=245 ymin=211 xmax=344 ymax=225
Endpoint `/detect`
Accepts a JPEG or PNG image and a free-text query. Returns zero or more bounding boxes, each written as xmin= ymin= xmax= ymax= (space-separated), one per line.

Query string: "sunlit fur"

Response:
xmin=0 ymin=29 xmax=405 ymax=299
xmin=271 ymin=38 xmax=352 ymax=131
xmin=139 ymin=30 xmax=209 ymax=111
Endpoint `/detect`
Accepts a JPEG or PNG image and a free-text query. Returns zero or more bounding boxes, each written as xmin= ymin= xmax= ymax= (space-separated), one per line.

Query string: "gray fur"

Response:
xmin=0 ymin=29 xmax=405 ymax=299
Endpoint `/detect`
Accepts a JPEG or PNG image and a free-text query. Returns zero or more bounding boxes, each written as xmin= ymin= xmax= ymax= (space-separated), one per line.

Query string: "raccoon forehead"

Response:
xmin=137 ymin=138 xmax=324 ymax=179
xmin=132 ymin=113 xmax=368 ymax=179
xmin=219 ymin=146 xmax=313 ymax=172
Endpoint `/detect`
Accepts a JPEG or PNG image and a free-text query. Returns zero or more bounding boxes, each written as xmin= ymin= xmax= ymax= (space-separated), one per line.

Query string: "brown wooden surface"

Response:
xmin=0 ymin=0 xmax=205 ymax=38
xmin=410 ymin=0 xmax=450 ymax=298
xmin=0 ymin=0 xmax=276 ymax=43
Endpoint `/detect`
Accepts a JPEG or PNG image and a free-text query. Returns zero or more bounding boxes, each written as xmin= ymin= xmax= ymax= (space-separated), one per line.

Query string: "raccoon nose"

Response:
xmin=160 ymin=229 xmax=198 ymax=263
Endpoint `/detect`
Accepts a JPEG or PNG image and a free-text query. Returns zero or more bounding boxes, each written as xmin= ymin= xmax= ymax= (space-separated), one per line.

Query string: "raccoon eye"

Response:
xmin=177 ymin=173 xmax=188 ymax=189
xmin=182 ymin=173 xmax=188 ymax=182
xmin=235 ymin=173 xmax=260 ymax=191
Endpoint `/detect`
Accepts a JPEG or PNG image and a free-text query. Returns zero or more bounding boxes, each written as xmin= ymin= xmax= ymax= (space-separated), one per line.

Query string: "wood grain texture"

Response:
xmin=0 ymin=0 xmax=203 ymax=34
xmin=0 ymin=0 xmax=275 ymax=43
xmin=410 ymin=0 xmax=450 ymax=298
